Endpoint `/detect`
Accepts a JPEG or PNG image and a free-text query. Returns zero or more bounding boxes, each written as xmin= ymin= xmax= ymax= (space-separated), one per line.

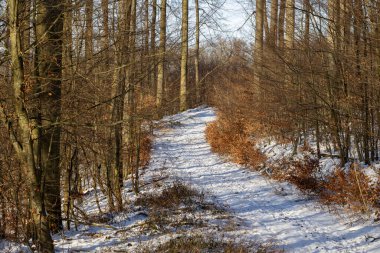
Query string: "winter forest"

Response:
xmin=2 ymin=0 xmax=380 ymax=252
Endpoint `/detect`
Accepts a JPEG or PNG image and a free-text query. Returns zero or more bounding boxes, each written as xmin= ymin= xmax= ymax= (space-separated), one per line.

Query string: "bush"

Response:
xmin=321 ymin=164 xmax=378 ymax=212
xmin=205 ymin=114 xmax=266 ymax=169
xmin=270 ymin=155 xmax=321 ymax=194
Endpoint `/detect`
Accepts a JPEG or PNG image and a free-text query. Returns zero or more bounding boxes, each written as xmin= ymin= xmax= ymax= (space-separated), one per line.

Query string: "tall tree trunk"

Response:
xmin=35 ymin=0 xmax=64 ymax=233
xmin=102 ymin=0 xmax=109 ymax=49
xmin=150 ymin=0 xmax=157 ymax=94
xmin=4 ymin=0 xmax=56 ymax=251
xmin=180 ymin=0 xmax=189 ymax=111
xmin=127 ymin=0 xmax=137 ymax=185
xmin=101 ymin=0 xmax=116 ymax=212
xmin=63 ymin=0 xmax=73 ymax=230
xmin=156 ymin=0 xmax=166 ymax=109
xmin=284 ymin=0 xmax=294 ymax=87
xmin=269 ymin=0 xmax=278 ymax=47
xmin=285 ymin=0 xmax=295 ymax=50
xmin=110 ymin=0 xmax=133 ymax=212
xmin=85 ymin=0 xmax=94 ymax=69
xmin=304 ymin=0 xmax=310 ymax=47
xmin=144 ymin=0 xmax=150 ymax=88
xmin=278 ymin=0 xmax=286 ymax=49
xmin=195 ymin=0 xmax=200 ymax=104
xmin=254 ymin=0 xmax=264 ymax=85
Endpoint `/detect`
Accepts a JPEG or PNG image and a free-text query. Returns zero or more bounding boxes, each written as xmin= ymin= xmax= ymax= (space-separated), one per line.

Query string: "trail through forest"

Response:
xmin=150 ymin=107 xmax=380 ymax=253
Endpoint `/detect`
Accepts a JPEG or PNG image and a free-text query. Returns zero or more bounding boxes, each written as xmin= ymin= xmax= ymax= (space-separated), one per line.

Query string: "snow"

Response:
xmin=3 ymin=106 xmax=380 ymax=252
xmin=148 ymin=106 xmax=380 ymax=252
xmin=0 ymin=240 xmax=31 ymax=253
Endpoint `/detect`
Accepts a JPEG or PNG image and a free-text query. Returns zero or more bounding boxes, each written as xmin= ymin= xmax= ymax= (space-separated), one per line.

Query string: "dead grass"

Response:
xmin=142 ymin=234 xmax=282 ymax=253
xmin=135 ymin=181 xmax=225 ymax=232
xmin=136 ymin=181 xmax=204 ymax=210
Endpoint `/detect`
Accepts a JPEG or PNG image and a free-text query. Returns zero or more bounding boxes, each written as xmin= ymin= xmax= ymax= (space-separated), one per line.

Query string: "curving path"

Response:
xmin=148 ymin=107 xmax=380 ymax=253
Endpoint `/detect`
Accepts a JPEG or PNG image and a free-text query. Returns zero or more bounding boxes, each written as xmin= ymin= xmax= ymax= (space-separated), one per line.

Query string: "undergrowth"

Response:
xmin=321 ymin=165 xmax=379 ymax=213
xmin=142 ymin=234 xmax=282 ymax=253
xmin=269 ymin=155 xmax=321 ymax=194
xmin=206 ymin=113 xmax=380 ymax=214
xmin=135 ymin=181 xmax=225 ymax=232
xmin=205 ymin=113 xmax=266 ymax=169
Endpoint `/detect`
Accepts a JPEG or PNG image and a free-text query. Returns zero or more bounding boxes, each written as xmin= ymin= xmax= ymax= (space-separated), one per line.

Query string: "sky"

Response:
xmin=221 ymin=0 xmax=253 ymax=37
xmin=190 ymin=0 xmax=254 ymax=46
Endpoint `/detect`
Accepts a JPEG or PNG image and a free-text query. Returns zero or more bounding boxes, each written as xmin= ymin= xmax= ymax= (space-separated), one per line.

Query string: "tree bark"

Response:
xmin=285 ymin=0 xmax=295 ymax=50
xmin=278 ymin=0 xmax=286 ymax=49
xmin=151 ymin=0 xmax=157 ymax=94
xmin=63 ymin=0 xmax=73 ymax=231
xmin=269 ymin=0 xmax=278 ymax=47
xmin=195 ymin=0 xmax=200 ymax=104
xmin=156 ymin=0 xmax=166 ymax=109
xmin=254 ymin=0 xmax=264 ymax=85
xmin=180 ymin=0 xmax=189 ymax=111
xmin=35 ymin=0 xmax=64 ymax=233
xmin=85 ymin=0 xmax=94 ymax=69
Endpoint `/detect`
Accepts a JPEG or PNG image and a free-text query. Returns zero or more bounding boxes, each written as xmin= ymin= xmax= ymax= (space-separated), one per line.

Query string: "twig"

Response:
xmin=139 ymin=176 xmax=169 ymax=189
xmin=62 ymin=217 xmax=118 ymax=230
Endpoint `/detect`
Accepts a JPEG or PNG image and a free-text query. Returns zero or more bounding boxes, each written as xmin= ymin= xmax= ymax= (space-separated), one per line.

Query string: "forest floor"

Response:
xmin=2 ymin=107 xmax=380 ymax=252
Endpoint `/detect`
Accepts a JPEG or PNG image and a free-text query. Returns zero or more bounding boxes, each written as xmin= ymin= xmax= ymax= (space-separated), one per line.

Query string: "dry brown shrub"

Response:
xmin=321 ymin=165 xmax=378 ymax=212
xmin=270 ymin=156 xmax=321 ymax=193
xmin=205 ymin=114 xmax=266 ymax=169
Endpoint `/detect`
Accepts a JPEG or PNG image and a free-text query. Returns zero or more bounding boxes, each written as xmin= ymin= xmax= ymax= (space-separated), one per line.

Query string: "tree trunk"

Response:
xmin=195 ymin=0 xmax=200 ymax=104
xmin=85 ymin=0 xmax=94 ymax=69
xmin=144 ymin=0 xmax=150 ymax=88
xmin=63 ymin=0 xmax=73 ymax=230
xmin=102 ymin=0 xmax=109 ymax=49
xmin=109 ymin=0 xmax=134 ymax=212
xmin=254 ymin=0 xmax=264 ymax=85
xmin=126 ymin=0 xmax=137 ymax=183
xmin=284 ymin=0 xmax=294 ymax=87
xmin=5 ymin=0 xmax=56 ymax=251
xmin=35 ymin=0 xmax=64 ymax=233
xmin=285 ymin=0 xmax=295 ymax=50
xmin=180 ymin=0 xmax=189 ymax=111
xmin=269 ymin=0 xmax=278 ymax=47
xmin=156 ymin=0 xmax=166 ymax=109
xmin=150 ymin=0 xmax=157 ymax=94
xmin=278 ymin=0 xmax=286 ymax=49
xmin=304 ymin=0 xmax=310 ymax=47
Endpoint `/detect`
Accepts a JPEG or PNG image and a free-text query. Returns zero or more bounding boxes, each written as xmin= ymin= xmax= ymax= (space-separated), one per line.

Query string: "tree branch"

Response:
xmin=0 ymin=102 xmax=23 ymax=154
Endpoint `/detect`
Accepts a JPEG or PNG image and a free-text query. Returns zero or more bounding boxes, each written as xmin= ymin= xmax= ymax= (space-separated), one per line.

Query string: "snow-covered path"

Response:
xmin=149 ymin=107 xmax=380 ymax=253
